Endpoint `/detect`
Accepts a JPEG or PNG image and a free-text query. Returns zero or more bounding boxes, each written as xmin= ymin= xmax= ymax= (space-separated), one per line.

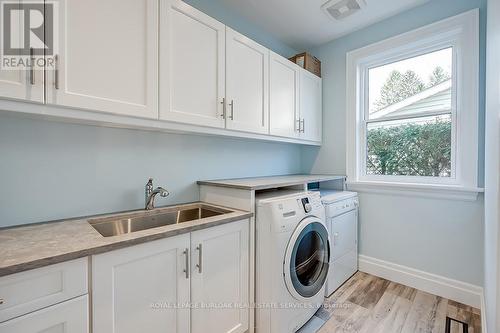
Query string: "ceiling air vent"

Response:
xmin=322 ymin=0 xmax=366 ymax=20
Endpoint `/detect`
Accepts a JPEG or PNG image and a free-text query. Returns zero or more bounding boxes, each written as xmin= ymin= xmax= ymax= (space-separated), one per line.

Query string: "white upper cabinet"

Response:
xmin=0 ymin=0 xmax=322 ymax=145
xmin=190 ymin=220 xmax=249 ymax=333
xmin=299 ymin=70 xmax=322 ymax=142
xmin=269 ymin=51 xmax=300 ymax=138
xmin=160 ymin=0 xmax=226 ymax=128
xmin=46 ymin=0 xmax=158 ymax=119
xmin=0 ymin=0 xmax=43 ymax=103
xmin=92 ymin=234 xmax=190 ymax=333
xmin=226 ymin=28 xmax=269 ymax=134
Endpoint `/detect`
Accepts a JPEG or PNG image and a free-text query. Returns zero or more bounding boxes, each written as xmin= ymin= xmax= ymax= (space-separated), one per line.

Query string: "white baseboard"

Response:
xmin=358 ymin=255 xmax=483 ymax=308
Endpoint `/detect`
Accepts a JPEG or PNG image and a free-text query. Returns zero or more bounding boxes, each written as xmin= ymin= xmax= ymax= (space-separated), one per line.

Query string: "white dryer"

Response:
xmin=256 ymin=190 xmax=329 ymax=333
xmin=319 ymin=190 xmax=358 ymax=297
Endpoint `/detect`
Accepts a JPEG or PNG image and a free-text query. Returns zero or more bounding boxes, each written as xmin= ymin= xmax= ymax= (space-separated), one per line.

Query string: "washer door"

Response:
xmin=284 ymin=217 xmax=330 ymax=300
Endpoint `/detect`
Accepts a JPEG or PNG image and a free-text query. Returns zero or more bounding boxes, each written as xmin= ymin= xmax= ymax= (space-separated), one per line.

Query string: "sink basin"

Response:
xmin=89 ymin=203 xmax=231 ymax=237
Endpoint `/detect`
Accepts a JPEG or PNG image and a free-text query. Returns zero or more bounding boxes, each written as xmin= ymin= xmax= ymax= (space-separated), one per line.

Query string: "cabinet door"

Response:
xmin=191 ymin=219 xmax=249 ymax=333
xmin=0 ymin=295 xmax=88 ymax=333
xmin=92 ymin=234 xmax=190 ymax=333
xmin=226 ymin=28 xmax=269 ymax=134
xmin=46 ymin=0 xmax=158 ymax=118
xmin=0 ymin=0 xmax=43 ymax=103
xmin=299 ymin=70 xmax=322 ymax=142
xmin=160 ymin=0 xmax=226 ymax=128
xmin=269 ymin=51 xmax=299 ymax=138
xmin=0 ymin=258 xmax=87 ymax=322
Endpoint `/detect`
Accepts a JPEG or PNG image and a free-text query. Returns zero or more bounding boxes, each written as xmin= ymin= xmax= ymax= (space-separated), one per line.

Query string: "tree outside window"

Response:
xmin=366 ymin=48 xmax=453 ymax=178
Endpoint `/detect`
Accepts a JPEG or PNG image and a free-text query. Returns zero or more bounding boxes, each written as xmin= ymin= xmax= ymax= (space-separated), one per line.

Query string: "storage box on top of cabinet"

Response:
xmin=289 ymin=52 xmax=321 ymax=77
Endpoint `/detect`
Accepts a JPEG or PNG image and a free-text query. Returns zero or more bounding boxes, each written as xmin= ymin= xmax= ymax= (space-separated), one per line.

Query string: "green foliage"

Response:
xmin=374 ymin=66 xmax=451 ymax=111
xmin=366 ymin=119 xmax=452 ymax=177
xmin=374 ymin=70 xmax=425 ymax=110
xmin=429 ymin=66 xmax=451 ymax=86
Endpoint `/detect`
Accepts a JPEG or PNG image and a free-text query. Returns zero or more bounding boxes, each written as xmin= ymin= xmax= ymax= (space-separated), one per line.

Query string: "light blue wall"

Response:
xmin=0 ymin=114 xmax=301 ymax=227
xmin=0 ymin=0 xmax=300 ymax=228
xmin=183 ymin=0 xmax=297 ymax=58
xmin=302 ymin=0 xmax=487 ymax=285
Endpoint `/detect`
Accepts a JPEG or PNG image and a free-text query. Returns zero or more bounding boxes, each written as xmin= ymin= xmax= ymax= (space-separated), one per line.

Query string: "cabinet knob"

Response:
xmin=0 ymin=298 xmax=4 ymax=305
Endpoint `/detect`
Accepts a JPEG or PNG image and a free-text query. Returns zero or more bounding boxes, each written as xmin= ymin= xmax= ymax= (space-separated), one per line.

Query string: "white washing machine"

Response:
xmin=256 ymin=190 xmax=329 ymax=333
xmin=319 ymin=190 xmax=359 ymax=297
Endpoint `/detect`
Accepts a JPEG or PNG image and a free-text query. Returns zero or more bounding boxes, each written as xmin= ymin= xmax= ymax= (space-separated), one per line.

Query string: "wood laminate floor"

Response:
xmin=316 ymin=272 xmax=481 ymax=333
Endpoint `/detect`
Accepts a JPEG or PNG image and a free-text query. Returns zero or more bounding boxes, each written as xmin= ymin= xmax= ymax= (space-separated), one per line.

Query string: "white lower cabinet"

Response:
xmin=191 ymin=219 xmax=249 ymax=333
xmin=0 ymin=295 xmax=88 ymax=333
xmin=92 ymin=219 xmax=249 ymax=333
xmin=92 ymin=234 xmax=191 ymax=333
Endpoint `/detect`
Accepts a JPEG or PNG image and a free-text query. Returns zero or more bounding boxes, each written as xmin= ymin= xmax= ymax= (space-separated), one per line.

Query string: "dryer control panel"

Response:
xmin=325 ymin=197 xmax=358 ymax=218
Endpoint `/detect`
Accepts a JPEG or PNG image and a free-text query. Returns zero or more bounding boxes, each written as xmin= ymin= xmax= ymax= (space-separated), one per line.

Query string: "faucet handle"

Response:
xmin=158 ymin=187 xmax=170 ymax=198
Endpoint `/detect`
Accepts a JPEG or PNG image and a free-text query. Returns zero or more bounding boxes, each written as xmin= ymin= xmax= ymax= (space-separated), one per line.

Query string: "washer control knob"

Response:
xmin=304 ymin=203 xmax=312 ymax=213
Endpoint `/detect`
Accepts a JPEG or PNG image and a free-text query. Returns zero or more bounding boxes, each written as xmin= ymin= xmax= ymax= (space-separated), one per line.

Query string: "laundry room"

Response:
xmin=0 ymin=0 xmax=498 ymax=332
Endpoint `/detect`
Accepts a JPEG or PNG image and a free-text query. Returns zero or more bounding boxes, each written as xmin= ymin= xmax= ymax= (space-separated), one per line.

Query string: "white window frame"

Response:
xmin=346 ymin=9 xmax=482 ymax=200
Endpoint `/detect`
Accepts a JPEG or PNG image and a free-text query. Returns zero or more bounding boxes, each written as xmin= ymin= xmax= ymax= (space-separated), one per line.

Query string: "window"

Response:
xmin=366 ymin=48 xmax=453 ymax=178
xmin=346 ymin=10 xmax=480 ymax=199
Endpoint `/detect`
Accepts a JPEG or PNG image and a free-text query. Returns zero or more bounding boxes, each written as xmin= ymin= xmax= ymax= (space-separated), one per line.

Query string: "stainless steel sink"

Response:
xmin=89 ymin=203 xmax=231 ymax=237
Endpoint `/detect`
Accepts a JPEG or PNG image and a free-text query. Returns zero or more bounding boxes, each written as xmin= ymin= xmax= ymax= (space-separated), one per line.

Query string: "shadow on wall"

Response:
xmin=0 ymin=114 xmax=302 ymax=228
xmin=301 ymin=146 xmax=322 ymax=174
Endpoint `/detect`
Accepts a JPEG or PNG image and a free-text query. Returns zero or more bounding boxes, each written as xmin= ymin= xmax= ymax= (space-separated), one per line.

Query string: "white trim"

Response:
xmin=0 ymin=99 xmax=321 ymax=146
xmin=481 ymin=290 xmax=488 ymax=333
xmin=358 ymin=254 xmax=483 ymax=308
xmin=346 ymin=10 xmax=479 ymax=188
xmin=347 ymin=180 xmax=483 ymax=201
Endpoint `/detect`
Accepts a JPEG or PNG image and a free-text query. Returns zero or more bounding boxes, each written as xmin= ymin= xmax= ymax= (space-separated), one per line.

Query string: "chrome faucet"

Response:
xmin=145 ymin=178 xmax=170 ymax=210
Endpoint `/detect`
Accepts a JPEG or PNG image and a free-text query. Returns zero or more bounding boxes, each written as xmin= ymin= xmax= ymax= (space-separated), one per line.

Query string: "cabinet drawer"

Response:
xmin=0 ymin=295 xmax=88 ymax=333
xmin=0 ymin=258 xmax=88 ymax=322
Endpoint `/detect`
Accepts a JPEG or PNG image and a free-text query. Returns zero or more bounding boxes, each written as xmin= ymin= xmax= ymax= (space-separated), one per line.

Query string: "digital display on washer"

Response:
xmin=301 ymin=197 xmax=311 ymax=213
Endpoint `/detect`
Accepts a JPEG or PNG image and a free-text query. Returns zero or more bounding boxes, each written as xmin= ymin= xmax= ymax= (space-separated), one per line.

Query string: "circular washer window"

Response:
xmin=285 ymin=219 xmax=330 ymax=299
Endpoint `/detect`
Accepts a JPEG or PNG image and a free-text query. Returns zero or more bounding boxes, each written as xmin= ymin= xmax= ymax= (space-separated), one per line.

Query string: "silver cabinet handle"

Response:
xmin=300 ymin=119 xmax=305 ymax=133
xmin=54 ymin=54 xmax=59 ymax=90
xmin=220 ymin=98 xmax=226 ymax=118
xmin=229 ymin=100 xmax=234 ymax=120
xmin=196 ymin=244 xmax=202 ymax=273
xmin=295 ymin=119 xmax=301 ymax=132
xmin=29 ymin=48 xmax=35 ymax=85
xmin=183 ymin=248 xmax=189 ymax=279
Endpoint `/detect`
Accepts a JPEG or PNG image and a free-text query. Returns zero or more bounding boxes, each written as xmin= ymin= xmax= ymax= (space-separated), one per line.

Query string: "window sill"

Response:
xmin=346 ymin=181 xmax=484 ymax=201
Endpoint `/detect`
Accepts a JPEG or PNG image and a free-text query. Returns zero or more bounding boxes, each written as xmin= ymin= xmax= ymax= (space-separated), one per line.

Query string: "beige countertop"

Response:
xmin=0 ymin=202 xmax=252 ymax=277
xmin=197 ymin=174 xmax=345 ymax=190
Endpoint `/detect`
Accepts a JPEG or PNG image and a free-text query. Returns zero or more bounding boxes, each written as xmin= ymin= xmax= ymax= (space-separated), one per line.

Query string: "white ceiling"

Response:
xmin=216 ymin=0 xmax=430 ymax=51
